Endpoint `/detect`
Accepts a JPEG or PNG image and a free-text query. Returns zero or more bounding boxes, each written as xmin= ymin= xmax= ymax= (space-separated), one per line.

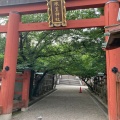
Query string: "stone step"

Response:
xmin=59 ymin=79 xmax=81 ymax=86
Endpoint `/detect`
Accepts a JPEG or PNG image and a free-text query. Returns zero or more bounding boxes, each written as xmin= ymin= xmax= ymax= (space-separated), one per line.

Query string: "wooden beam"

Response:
xmin=19 ymin=16 xmax=105 ymax=32
xmin=66 ymin=0 xmax=108 ymax=10
xmin=0 ymin=16 xmax=105 ymax=33
xmin=0 ymin=0 xmax=108 ymax=16
xmin=105 ymin=24 xmax=120 ymax=33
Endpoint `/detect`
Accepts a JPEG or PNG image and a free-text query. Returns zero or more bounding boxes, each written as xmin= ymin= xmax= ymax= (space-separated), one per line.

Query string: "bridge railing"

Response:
xmin=33 ymin=73 xmax=55 ymax=97
xmin=13 ymin=73 xmax=25 ymax=110
xmin=13 ymin=70 xmax=30 ymax=110
xmin=88 ymin=76 xmax=107 ymax=104
xmin=0 ymin=69 xmax=30 ymax=113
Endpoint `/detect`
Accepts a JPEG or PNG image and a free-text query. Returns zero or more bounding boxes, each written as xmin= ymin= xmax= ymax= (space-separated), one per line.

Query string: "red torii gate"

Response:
xmin=0 ymin=0 xmax=119 ymax=120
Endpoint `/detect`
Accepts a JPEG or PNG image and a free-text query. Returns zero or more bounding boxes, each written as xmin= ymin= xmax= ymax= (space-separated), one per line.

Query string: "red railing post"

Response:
xmin=21 ymin=69 xmax=31 ymax=111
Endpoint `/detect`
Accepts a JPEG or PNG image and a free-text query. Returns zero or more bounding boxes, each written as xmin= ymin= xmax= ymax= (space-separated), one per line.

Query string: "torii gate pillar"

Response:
xmin=0 ymin=11 xmax=20 ymax=120
xmin=105 ymin=1 xmax=120 ymax=120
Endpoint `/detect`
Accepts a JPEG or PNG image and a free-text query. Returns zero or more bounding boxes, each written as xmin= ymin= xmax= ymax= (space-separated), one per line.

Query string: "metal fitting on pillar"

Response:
xmin=106 ymin=0 xmax=118 ymax=4
xmin=10 ymin=11 xmax=19 ymax=14
xmin=112 ymin=67 xmax=118 ymax=74
xmin=109 ymin=0 xmax=118 ymax=1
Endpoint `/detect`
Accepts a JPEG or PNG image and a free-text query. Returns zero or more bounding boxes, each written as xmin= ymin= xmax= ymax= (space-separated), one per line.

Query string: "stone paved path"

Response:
xmin=12 ymin=85 xmax=108 ymax=120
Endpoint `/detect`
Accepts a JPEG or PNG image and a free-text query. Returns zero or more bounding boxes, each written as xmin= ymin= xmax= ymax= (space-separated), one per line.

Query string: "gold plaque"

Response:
xmin=47 ymin=0 xmax=67 ymax=27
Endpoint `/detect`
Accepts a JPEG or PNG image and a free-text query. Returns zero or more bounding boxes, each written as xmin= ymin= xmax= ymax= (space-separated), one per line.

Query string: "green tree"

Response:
xmin=0 ymin=8 xmax=105 ymax=79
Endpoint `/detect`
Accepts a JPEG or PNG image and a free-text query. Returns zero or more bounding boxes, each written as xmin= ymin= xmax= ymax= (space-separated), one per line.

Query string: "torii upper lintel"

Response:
xmin=0 ymin=0 xmax=110 ymax=16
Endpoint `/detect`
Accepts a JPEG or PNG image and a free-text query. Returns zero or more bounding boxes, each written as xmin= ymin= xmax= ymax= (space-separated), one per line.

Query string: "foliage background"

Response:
xmin=0 ymin=8 xmax=105 ymax=78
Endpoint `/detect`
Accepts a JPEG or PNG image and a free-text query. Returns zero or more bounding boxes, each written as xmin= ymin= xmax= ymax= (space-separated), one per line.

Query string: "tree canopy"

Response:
xmin=0 ymin=8 xmax=106 ymax=78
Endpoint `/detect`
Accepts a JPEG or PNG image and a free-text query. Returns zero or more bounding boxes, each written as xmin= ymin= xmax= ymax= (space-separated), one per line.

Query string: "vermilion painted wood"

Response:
xmin=0 ymin=16 xmax=105 ymax=33
xmin=19 ymin=16 xmax=105 ymax=32
xmin=0 ymin=70 xmax=6 ymax=111
xmin=15 ymin=80 xmax=24 ymax=83
xmin=0 ymin=0 xmax=108 ymax=16
xmin=13 ymin=100 xmax=25 ymax=110
xmin=16 ymin=73 xmax=24 ymax=81
xmin=105 ymin=24 xmax=120 ymax=33
xmin=14 ymin=92 xmax=22 ymax=95
xmin=1 ymin=12 xmax=20 ymax=114
xmin=105 ymin=2 xmax=120 ymax=120
xmin=22 ymin=70 xmax=30 ymax=108
xmin=0 ymin=80 xmax=1 ymax=110
xmin=0 ymin=106 xmax=2 ymax=114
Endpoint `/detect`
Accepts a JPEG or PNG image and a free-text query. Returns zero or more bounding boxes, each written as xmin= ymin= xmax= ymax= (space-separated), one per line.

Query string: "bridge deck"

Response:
xmin=12 ymin=85 xmax=108 ymax=120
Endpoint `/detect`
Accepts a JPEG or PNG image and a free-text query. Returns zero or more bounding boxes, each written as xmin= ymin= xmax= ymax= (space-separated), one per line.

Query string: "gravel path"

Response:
xmin=12 ymin=85 xmax=108 ymax=120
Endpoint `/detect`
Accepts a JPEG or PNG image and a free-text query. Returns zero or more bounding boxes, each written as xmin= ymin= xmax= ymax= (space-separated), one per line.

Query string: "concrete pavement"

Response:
xmin=12 ymin=85 xmax=108 ymax=120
